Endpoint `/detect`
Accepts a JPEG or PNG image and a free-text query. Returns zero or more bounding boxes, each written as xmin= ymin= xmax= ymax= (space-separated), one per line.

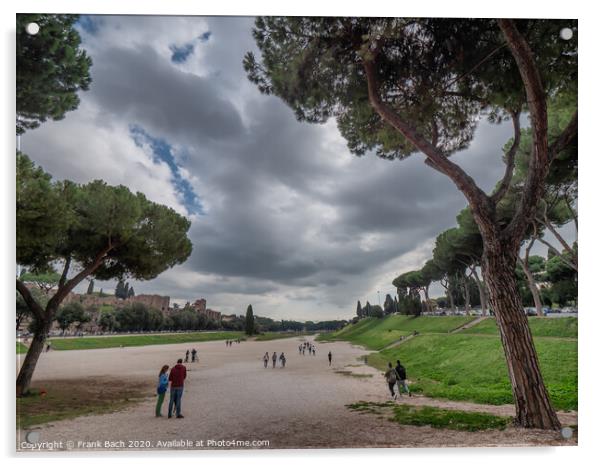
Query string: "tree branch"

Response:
xmin=549 ymin=111 xmax=578 ymax=160
xmin=58 ymin=256 xmax=71 ymax=289
xmin=16 ymin=279 xmax=45 ymax=321
xmin=491 ymin=111 xmax=521 ymax=204
xmin=362 ymin=56 xmax=492 ymax=223
xmin=48 ymin=243 xmax=116 ymax=309
xmin=537 ymin=238 xmax=578 ymax=271
xmin=539 ymin=214 xmax=577 ymax=268
xmin=498 ymin=19 xmax=549 ymax=252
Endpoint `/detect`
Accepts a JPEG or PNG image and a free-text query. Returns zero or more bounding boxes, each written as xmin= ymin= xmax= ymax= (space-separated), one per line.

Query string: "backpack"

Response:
xmin=387 ymin=370 xmax=398 ymax=384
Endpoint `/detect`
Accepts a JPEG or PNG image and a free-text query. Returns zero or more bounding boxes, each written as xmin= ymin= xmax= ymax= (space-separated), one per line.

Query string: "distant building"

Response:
xmin=62 ymin=292 xmax=170 ymax=313
xmin=191 ymin=298 xmax=221 ymax=321
xmin=204 ymin=308 xmax=221 ymax=321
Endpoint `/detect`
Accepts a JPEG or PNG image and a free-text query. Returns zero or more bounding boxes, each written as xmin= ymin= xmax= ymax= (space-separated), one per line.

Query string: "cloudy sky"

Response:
xmin=20 ymin=15 xmax=574 ymax=321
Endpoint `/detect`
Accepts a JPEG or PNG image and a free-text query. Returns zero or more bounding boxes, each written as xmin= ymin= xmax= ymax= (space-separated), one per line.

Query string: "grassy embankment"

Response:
xmin=48 ymin=331 xmax=244 ymax=350
xmin=462 ymin=316 xmax=577 ymax=338
xmin=317 ymin=315 xmax=476 ymax=350
xmin=322 ymin=315 xmax=577 ymax=411
xmin=17 ymin=342 xmax=27 ymax=354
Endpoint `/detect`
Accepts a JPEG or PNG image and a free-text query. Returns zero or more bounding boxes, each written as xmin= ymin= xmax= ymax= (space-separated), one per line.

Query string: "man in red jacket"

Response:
xmin=168 ymin=358 xmax=187 ymax=418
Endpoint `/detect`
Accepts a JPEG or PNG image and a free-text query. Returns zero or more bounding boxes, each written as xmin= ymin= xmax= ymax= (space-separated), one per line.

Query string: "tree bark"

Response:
xmin=16 ymin=316 xmax=53 ymax=397
xmin=482 ymin=241 xmax=560 ymax=429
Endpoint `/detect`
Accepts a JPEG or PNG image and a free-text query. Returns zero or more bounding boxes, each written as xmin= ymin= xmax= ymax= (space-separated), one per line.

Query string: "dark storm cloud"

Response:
xmin=88 ymin=44 xmax=245 ymax=142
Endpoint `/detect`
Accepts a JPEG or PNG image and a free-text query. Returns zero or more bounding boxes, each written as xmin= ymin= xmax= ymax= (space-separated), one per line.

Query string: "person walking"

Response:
xmin=191 ymin=348 xmax=197 ymax=363
xmin=263 ymin=352 xmax=269 ymax=368
xmin=272 ymin=351 xmax=277 ymax=368
xmin=168 ymin=358 xmax=187 ymax=418
xmin=185 ymin=350 xmax=190 ymax=363
xmin=395 ymin=360 xmax=411 ymax=397
xmin=279 ymin=352 xmax=286 ymax=368
xmin=299 ymin=344 xmax=302 ymax=355
xmin=155 ymin=365 xmax=169 ymax=417
xmin=384 ymin=362 xmax=398 ymax=399
xmin=328 ymin=351 xmax=332 ymax=366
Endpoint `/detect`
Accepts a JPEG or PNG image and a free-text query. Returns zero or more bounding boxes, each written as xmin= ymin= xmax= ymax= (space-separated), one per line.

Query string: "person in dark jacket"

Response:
xmin=168 ymin=358 xmax=187 ymax=418
xmin=384 ymin=362 xmax=398 ymax=399
xmin=395 ymin=360 xmax=411 ymax=397
xmin=328 ymin=351 xmax=332 ymax=366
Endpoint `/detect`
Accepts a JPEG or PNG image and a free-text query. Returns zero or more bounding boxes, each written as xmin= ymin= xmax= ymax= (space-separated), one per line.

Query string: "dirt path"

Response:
xmin=17 ymin=336 xmax=576 ymax=451
xmin=450 ymin=316 xmax=487 ymax=333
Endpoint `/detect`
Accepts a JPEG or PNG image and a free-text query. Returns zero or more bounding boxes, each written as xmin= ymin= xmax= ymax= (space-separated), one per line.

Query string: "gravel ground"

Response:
xmin=16 ymin=335 xmax=577 ymax=451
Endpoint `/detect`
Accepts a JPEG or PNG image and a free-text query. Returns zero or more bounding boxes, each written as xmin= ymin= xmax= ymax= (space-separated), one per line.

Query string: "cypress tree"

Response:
xmin=245 ymin=304 xmax=255 ymax=335
xmin=86 ymin=279 xmax=94 ymax=295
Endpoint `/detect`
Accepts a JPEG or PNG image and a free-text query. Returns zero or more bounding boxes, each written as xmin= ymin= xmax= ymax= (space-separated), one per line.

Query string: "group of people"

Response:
xmin=299 ymin=341 xmax=316 ymax=356
xmin=184 ymin=348 xmax=198 ymax=363
xmin=383 ymin=360 xmax=411 ymax=399
xmin=155 ymin=343 xmax=408 ymax=419
xmin=156 ymin=359 xmax=187 ymax=418
xmin=263 ymin=351 xmax=286 ymax=368
xmin=225 ymin=339 xmax=240 ymax=346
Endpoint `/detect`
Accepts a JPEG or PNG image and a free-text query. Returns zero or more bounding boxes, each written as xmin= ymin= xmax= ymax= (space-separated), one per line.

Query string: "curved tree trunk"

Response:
xmin=518 ymin=257 xmax=544 ymax=316
xmin=482 ymin=242 xmax=560 ymax=430
xmin=463 ymin=275 xmax=471 ymax=313
xmin=471 ymin=267 xmax=489 ymax=316
xmin=424 ymin=284 xmax=431 ymax=312
xmin=16 ymin=316 xmax=53 ymax=396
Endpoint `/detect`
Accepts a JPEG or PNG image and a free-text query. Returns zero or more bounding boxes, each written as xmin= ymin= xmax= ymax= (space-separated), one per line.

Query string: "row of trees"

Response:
xmin=392 ymin=92 xmax=577 ymax=317
xmin=114 ymin=279 xmax=135 ymax=299
xmin=246 ymin=304 xmax=347 ymax=335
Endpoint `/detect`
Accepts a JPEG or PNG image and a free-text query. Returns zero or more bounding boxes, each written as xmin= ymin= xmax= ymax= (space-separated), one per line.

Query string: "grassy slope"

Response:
xmin=370 ymin=334 xmax=577 ymax=411
xmin=318 ymin=315 xmax=476 ymax=350
xmin=17 ymin=342 xmax=27 ymax=354
xmin=48 ymin=331 xmax=243 ymax=350
xmin=462 ymin=317 xmax=577 ymax=338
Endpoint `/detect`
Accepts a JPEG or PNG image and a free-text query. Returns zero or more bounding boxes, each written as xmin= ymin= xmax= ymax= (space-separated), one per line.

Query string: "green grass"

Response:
xmin=17 ymin=379 xmax=149 ymax=429
xmin=462 ymin=316 xmax=577 ymax=338
xmin=346 ymin=401 xmax=510 ymax=431
xmin=317 ymin=315 xmax=476 ymax=350
xmin=99 ymin=304 xmax=114 ymax=313
xmin=369 ymin=333 xmax=577 ymax=411
xmin=48 ymin=331 xmax=244 ymax=350
xmin=17 ymin=342 xmax=27 ymax=354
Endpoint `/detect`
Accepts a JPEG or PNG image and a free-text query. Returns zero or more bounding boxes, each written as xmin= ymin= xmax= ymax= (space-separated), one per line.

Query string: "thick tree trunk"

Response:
xmin=463 ymin=276 xmax=471 ymax=313
xmin=16 ymin=316 xmax=53 ymax=396
xmin=518 ymin=257 xmax=544 ymax=317
xmin=448 ymin=288 xmax=456 ymax=313
xmin=424 ymin=284 xmax=431 ymax=312
xmin=482 ymin=242 xmax=560 ymax=430
xmin=472 ymin=268 xmax=489 ymax=316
